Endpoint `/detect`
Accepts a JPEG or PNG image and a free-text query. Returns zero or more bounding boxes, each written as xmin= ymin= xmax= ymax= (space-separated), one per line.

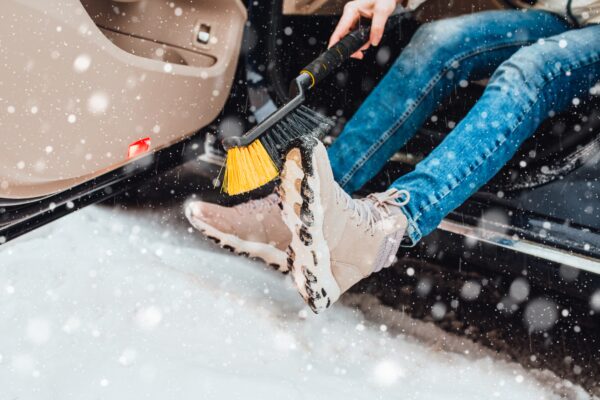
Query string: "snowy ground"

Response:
xmin=0 ymin=205 xmax=593 ymax=400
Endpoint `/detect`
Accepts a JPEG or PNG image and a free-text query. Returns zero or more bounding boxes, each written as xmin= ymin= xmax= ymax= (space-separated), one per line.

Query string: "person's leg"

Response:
xmin=328 ymin=9 xmax=571 ymax=194
xmin=394 ymin=23 xmax=600 ymax=245
xmin=278 ymin=23 xmax=600 ymax=313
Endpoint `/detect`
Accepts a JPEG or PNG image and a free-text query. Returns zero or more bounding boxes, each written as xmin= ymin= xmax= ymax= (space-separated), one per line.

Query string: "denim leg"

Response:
xmin=327 ymin=10 xmax=570 ymax=194
xmin=393 ymin=23 xmax=600 ymax=245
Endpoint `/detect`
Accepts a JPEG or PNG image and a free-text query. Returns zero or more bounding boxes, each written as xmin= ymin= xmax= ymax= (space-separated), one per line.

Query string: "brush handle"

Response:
xmin=300 ymin=24 xmax=371 ymax=88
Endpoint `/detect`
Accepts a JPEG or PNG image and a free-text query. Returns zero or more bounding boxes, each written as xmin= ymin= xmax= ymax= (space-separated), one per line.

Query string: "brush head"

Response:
xmin=258 ymin=105 xmax=334 ymax=170
xmin=222 ymin=140 xmax=279 ymax=196
xmin=223 ymin=105 xmax=334 ymax=196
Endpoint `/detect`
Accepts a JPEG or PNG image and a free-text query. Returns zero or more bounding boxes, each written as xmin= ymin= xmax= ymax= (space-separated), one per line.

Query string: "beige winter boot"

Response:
xmin=185 ymin=194 xmax=291 ymax=272
xmin=279 ymin=137 xmax=410 ymax=312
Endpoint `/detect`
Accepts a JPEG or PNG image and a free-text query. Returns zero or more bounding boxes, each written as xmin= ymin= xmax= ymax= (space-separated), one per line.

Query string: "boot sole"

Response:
xmin=185 ymin=205 xmax=288 ymax=273
xmin=279 ymin=137 xmax=341 ymax=313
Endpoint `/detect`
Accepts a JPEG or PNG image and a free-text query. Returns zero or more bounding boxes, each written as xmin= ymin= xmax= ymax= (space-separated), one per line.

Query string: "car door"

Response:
xmin=0 ymin=0 xmax=246 ymax=199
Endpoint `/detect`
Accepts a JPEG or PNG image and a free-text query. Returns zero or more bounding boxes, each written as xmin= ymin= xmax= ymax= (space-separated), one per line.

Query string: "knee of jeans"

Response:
xmin=409 ymin=17 xmax=472 ymax=57
xmin=488 ymin=45 xmax=549 ymax=101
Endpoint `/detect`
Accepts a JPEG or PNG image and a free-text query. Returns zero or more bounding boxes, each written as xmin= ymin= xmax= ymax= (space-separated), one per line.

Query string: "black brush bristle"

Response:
xmin=258 ymin=105 xmax=334 ymax=169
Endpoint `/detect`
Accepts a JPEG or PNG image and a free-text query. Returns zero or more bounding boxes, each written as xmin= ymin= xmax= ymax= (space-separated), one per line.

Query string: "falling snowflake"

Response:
xmin=373 ymin=360 xmax=405 ymax=386
xmin=87 ymin=92 xmax=110 ymax=115
xmin=26 ymin=318 xmax=51 ymax=345
xmin=590 ymin=290 xmax=600 ymax=311
xmin=523 ymin=297 xmax=558 ymax=332
xmin=431 ymin=302 xmax=447 ymax=320
xmin=135 ymin=306 xmax=163 ymax=330
xmin=73 ymin=54 xmax=91 ymax=73
xmin=509 ymin=278 xmax=530 ymax=303
xmin=460 ymin=280 xmax=481 ymax=301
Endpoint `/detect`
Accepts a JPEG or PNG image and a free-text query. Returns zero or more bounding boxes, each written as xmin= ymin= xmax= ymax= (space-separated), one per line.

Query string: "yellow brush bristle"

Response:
xmin=223 ymin=140 xmax=279 ymax=195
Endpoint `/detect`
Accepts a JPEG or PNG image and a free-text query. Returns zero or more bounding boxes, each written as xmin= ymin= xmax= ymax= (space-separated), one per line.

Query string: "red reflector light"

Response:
xmin=127 ymin=137 xmax=151 ymax=159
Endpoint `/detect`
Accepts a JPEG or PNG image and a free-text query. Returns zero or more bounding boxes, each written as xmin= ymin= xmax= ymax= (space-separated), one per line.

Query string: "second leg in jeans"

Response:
xmin=394 ymin=24 xmax=600 ymax=245
xmin=327 ymin=10 xmax=570 ymax=194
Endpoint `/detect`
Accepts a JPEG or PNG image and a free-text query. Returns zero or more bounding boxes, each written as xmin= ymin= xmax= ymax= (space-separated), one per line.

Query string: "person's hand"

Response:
xmin=328 ymin=0 xmax=398 ymax=59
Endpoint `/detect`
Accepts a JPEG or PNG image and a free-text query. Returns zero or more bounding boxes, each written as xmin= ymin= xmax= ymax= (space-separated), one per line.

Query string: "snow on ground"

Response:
xmin=0 ymin=205 xmax=592 ymax=400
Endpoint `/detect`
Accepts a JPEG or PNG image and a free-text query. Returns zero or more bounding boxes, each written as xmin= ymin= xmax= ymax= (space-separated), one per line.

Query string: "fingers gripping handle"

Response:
xmin=300 ymin=24 xmax=371 ymax=88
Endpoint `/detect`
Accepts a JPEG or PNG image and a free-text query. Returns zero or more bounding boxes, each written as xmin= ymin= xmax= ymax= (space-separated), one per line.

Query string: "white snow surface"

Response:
xmin=0 ymin=205 xmax=592 ymax=400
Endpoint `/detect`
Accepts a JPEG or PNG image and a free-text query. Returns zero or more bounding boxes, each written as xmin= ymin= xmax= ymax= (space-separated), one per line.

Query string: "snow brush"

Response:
xmin=221 ymin=24 xmax=371 ymax=196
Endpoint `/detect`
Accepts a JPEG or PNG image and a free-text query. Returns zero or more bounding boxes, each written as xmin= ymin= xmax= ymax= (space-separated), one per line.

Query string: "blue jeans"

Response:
xmin=327 ymin=10 xmax=600 ymax=246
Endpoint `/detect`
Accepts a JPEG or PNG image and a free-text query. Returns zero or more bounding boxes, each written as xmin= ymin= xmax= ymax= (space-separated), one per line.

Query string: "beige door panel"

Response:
xmin=81 ymin=0 xmax=233 ymax=65
xmin=100 ymin=28 xmax=217 ymax=68
xmin=0 ymin=0 xmax=246 ymax=199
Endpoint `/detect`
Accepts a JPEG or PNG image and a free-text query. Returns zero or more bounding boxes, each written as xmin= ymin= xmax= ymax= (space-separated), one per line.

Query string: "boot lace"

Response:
xmin=335 ymin=187 xmax=410 ymax=235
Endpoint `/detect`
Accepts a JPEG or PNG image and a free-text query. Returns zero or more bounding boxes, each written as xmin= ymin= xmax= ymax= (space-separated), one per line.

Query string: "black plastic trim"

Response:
xmin=0 ymin=132 xmax=205 ymax=245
